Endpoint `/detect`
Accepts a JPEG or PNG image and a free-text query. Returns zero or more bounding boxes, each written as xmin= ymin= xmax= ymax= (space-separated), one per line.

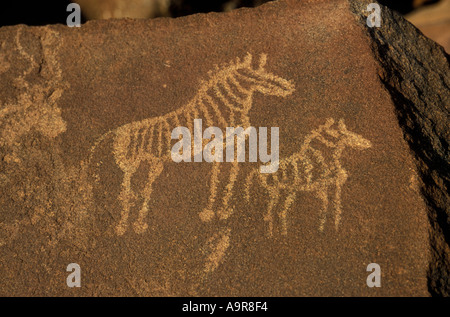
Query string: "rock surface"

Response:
xmin=350 ymin=0 xmax=450 ymax=296
xmin=0 ymin=0 xmax=448 ymax=296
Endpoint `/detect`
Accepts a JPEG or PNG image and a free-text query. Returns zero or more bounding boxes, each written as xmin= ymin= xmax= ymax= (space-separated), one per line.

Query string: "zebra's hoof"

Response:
xmin=218 ymin=210 xmax=231 ymax=220
xmin=199 ymin=209 xmax=214 ymax=222
xmin=133 ymin=222 xmax=148 ymax=234
xmin=115 ymin=224 xmax=127 ymax=236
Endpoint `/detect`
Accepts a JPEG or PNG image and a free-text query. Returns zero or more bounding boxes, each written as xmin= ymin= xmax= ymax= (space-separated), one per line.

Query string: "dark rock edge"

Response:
xmin=348 ymin=0 xmax=450 ymax=296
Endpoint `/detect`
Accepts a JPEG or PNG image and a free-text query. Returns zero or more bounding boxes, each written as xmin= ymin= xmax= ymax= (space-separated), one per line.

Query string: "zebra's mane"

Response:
xmin=197 ymin=52 xmax=263 ymax=92
xmin=309 ymin=118 xmax=340 ymax=148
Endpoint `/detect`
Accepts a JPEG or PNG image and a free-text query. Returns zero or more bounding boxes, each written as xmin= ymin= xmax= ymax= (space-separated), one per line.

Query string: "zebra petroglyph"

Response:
xmin=245 ymin=118 xmax=372 ymax=236
xmin=88 ymin=53 xmax=295 ymax=236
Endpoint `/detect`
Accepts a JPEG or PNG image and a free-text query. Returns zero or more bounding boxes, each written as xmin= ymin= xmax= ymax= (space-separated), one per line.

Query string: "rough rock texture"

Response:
xmin=0 ymin=0 xmax=448 ymax=296
xmin=350 ymin=0 xmax=450 ymax=297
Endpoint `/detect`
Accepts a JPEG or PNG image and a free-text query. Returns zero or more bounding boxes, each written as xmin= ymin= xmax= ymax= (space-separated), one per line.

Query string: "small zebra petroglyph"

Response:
xmin=245 ymin=118 xmax=372 ymax=236
xmin=88 ymin=53 xmax=295 ymax=236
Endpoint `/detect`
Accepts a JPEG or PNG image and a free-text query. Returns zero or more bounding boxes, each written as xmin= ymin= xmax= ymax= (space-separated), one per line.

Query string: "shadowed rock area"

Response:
xmin=350 ymin=0 xmax=449 ymax=296
xmin=0 ymin=0 xmax=448 ymax=296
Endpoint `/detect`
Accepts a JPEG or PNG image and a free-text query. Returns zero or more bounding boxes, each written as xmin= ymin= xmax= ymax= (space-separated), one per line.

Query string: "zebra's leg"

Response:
xmin=315 ymin=185 xmax=329 ymax=232
xmin=203 ymin=227 xmax=232 ymax=275
xmin=199 ymin=162 xmax=220 ymax=222
xmin=218 ymin=160 xmax=240 ymax=220
xmin=116 ymin=170 xmax=135 ymax=236
xmin=133 ymin=160 xmax=164 ymax=234
xmin=264 ymin=187 xmax=280 ymax=237
xmin=279 ymin=190 xmax=297 ymax=236
xmin=333 ymin=170 xmax=348 ymax=230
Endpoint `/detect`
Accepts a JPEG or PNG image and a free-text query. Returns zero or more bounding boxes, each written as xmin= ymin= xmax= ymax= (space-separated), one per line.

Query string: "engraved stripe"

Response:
xmin=134 ymin=126 xmax=145 ymax=159
xmin=198 ymin=97 xmax=213 ymax=127
xmin=222 ymin=77 xmax=245 ymax=103
xmin=126 ymin=126 xmax=138 ymax=160
xmin=234 ymin=71 xmax=262 ymax=87
xmin=229 ymin=72 xmax=251 ymax=95
xmin=214 ymin=84 xmax=233 ymax=109
xmin=144 ymin=124 xmax=155 ymax=153
xmin=139 ymin=124 xmax=149 ymax=153
xmin=203 ymin=93 xmax=228 ymax=128
xmin=185 ymin=106 xmax=192 ymax=131
xmin=158 ymin=121 xmax=163 ymax=157
xmin=172 ymin=111 xmax=180 ymax=127
xmin=191 ymin=105 xmax=199 ymax=132
xmin=164 ymin=119 xmax=171 ymax=155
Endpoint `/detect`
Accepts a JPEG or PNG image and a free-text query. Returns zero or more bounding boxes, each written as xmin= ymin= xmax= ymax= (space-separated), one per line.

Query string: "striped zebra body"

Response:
xmin=112 ymin=85 xmax=251 ymax=174
xmin=260 ymin=147 xmax=332 ymax=192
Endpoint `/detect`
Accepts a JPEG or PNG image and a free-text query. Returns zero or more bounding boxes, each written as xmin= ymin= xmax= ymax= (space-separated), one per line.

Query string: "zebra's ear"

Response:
xmin=338 ymin=119 xmax=349 ymax=132
xmin=258 ymin=53 xmax=268 ymax=70
xmin=243 ymin=52 xmax=252 ymax=65
xmin=325 ymin=118 xmax=335 ymax=126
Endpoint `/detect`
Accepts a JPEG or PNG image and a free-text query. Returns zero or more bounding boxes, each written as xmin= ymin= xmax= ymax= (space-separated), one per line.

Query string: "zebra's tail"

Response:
xmin=86 ymin=130 xmax=115 ymax=182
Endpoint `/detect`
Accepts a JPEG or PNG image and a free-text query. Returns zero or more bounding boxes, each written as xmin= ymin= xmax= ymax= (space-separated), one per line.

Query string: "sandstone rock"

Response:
xmin=0 ymin=0 xmax=448 ymax=296
xmin=350 ymin=0 xmax=450 ymax=296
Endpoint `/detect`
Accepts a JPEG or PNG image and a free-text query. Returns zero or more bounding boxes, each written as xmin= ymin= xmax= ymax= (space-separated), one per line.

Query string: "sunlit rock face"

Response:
xmin=0 ymin=0 xmax=448 ymax=296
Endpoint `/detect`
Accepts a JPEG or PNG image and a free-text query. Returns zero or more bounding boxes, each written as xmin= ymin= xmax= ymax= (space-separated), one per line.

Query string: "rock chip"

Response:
xmin=0 ymin=0 xmax=448 ymax=296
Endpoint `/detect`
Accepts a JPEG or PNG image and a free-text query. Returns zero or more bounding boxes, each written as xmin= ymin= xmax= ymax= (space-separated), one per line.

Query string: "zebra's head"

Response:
xmin=320 ymin=118 xmax=372 ymax=150
xmin=223 ymin=53 xmax=295 ymax=113
xmin=241 ymin=53 xmax=295 ymax=97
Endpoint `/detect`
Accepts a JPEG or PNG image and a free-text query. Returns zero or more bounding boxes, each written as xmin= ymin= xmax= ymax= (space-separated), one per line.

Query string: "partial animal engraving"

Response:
xmin=202 ymin=227 xmax=232 ymax=275
xmin=245 ymin=118 xmax=372 ymax=236
xmin=0 ymin=27 xmax=67 ymax=148
xmin=0 ymin=42 xmax=10 ymax=75
xmin=88 ymin=53 xmax=295 ymax=236
xmin=0 ymin=27 xmax=69 ymax=248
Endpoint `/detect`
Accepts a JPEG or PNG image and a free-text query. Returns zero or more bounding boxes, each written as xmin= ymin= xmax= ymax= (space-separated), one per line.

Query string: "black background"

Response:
xmin=0 ymin=0 xmax=440 ymax=28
